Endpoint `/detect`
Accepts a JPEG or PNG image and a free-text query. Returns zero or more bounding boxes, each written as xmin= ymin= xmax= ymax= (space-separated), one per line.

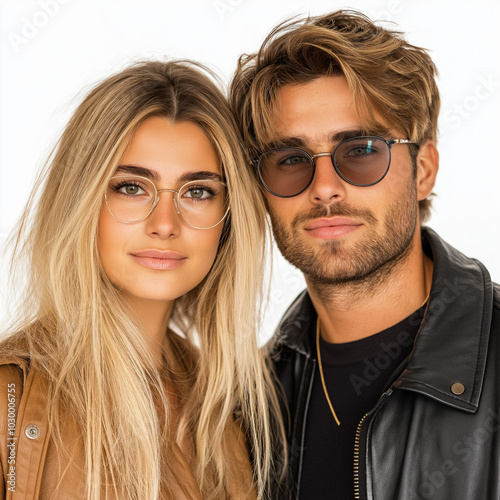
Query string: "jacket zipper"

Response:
xmin=353 ymin=389 xmax=393 ymax=499
xmin=353 ymin=412 xmax=368 ymax=500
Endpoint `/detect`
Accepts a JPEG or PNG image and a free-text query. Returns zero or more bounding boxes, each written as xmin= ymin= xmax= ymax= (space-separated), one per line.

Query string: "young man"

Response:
xmin=230 ymin=10 xmax=500 ymax=500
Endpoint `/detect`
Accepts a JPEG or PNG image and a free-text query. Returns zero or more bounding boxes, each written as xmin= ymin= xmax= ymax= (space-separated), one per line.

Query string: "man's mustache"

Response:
xmin=292 ymin=203 xmax=377 ymax=228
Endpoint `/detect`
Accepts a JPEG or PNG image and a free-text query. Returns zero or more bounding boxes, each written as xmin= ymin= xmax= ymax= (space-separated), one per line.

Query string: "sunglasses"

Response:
xmin=252 ymin=136 xmax=418 ymax=198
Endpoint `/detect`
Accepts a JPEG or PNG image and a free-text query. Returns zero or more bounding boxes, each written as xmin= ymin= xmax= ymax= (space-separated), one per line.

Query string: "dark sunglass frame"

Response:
xmin=252 ymin=136 xmax=417 ymax=198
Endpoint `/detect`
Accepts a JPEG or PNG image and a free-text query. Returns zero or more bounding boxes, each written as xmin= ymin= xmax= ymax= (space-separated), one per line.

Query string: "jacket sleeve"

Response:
xmin=0 ymin=364 xmax=24 ymax=500
xmin=1 ymin=449 xmax=4 ymax=500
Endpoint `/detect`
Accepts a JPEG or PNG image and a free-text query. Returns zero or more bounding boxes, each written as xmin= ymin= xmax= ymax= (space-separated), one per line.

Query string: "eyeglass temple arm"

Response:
xmin=388 ymin=139 xmax=418 ymax=146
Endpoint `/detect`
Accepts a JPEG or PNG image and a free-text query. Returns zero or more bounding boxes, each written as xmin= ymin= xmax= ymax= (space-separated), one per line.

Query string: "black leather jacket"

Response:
xmin=268 ymin=228 xmax=500 ymax=499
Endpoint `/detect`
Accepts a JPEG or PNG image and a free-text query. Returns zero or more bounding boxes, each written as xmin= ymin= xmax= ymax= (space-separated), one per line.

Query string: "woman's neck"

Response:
xmin=125 ymin=296 xmax=174 ymax=368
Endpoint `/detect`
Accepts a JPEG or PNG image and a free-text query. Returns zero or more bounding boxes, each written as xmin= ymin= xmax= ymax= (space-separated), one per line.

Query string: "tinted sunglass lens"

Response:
xmin=258 ymin=149 xmax=314 ymax=197
xmin=333 ymin=137 xmax=390 ymax=186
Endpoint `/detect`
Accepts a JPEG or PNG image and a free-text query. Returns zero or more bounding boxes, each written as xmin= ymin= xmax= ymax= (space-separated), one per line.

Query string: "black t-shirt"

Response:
xmin=299 ymin=306 xmax=425 ymax=500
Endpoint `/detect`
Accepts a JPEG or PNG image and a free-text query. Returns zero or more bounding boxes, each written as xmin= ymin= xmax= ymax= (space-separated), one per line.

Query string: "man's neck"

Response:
xmin=308 ymin=244 xmax=434 ymax=344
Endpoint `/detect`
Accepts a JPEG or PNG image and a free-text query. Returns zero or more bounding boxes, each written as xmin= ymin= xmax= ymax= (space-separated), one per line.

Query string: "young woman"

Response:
xmin=0 ymin=61 xmax=285 ymax=499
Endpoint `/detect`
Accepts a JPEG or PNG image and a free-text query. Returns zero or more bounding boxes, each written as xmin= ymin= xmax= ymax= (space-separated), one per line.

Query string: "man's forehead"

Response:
xmin=257 ymin=76 xmax=396 ymax=149
xmin=273 ymin=75 xmax=353 ymax=111
xmin=260 ymin=126 xmax=392 ymax=152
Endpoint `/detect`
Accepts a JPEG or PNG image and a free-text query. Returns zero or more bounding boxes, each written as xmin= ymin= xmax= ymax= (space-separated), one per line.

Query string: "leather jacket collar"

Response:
xmin=269 ymin=227 xmax=494 ymax=413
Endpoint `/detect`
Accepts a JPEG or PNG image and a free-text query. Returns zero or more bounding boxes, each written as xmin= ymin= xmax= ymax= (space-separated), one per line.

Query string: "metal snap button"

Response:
xmin=25 ymin=424 xmax=41 ymax=440
xmin=451 ymin=383 xmax=465 ymax=395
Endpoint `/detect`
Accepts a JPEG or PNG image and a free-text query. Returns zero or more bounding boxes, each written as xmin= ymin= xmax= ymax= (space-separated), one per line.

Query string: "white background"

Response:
xmin=1 ymin=0 xmax=499 ymax=342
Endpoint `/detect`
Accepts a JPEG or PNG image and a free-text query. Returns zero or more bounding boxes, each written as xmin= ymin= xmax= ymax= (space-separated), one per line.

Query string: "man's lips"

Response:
xmin=130 ymin=249 xmax=187 ymax=270
xmin=304 ymin=217 xmax=362 ymax=238
xmin=304 ymin=217 xmax=361 ymax=230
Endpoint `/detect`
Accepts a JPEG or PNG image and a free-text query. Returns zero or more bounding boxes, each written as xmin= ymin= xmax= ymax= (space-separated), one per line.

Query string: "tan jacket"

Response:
xmin=0 ymin=354 xmax=256 ymax=500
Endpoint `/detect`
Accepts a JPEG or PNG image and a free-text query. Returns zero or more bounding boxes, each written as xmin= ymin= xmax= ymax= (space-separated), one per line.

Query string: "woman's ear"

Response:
xmin=416 ymin=141 xmax=439 ymax=201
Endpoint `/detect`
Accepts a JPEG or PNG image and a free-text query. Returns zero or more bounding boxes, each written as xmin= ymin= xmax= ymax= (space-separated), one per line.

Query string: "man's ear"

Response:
xmin=416 ymin=141 xmax=439 ymax=201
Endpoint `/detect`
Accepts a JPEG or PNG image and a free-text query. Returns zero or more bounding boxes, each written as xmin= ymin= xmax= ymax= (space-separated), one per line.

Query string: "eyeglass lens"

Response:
xmin=105 ymin=175 xmax=228 ymax=229
xmin=258 ymin=136 xmax=391 ymax=197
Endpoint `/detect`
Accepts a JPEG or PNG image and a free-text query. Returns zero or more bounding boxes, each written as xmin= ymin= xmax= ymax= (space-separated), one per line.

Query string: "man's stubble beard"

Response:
xmin=268 ymin=183 xmax=419 ymax=302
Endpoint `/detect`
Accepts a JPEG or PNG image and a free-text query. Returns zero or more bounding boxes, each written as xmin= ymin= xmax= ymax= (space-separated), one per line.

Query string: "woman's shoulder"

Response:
xmin=0 ymin=333 xmax=30 ymax=383
xmin=0 ymin=334 xmax=29 ymax=445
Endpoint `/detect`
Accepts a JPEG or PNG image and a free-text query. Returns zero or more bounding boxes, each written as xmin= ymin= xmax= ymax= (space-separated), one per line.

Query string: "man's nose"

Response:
xmin=308 ymin=154 xmax=347 ymax=204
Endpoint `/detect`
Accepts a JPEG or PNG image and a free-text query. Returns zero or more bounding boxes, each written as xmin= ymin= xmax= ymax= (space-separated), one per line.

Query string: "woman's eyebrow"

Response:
xmin=114 ymin=166 xmax=222 ymax=184
xmin=178 ymin=171 xmax=223 ymax=183
xmin=114 ymin=165 xmax=161 ymax=182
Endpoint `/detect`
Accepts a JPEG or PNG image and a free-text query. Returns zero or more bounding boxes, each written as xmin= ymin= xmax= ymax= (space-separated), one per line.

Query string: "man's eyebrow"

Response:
xmin=330 ymin=127 xmax=392 ymax=143
xmin=262 ymin=127 xmax=393 ymax=152
xmin=262 ymin=137 xmax=307 ymax=150
xmin=115 ymin=165 xmax=161 ymax=182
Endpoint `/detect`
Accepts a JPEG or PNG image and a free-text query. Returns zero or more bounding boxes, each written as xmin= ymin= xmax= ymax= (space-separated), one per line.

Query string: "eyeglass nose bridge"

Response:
xmin=153 ymin=187 xmax=181 ymax=215
xmin=309 ymin=151 xmax=344 ymax=190
xmin=311 ymin=152 xmax=333 ymax=161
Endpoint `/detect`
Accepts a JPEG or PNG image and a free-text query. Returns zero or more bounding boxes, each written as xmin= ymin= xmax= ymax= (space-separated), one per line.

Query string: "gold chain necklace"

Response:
xmin=316 ymin=318 xmax=341 ymax=426
xmin=315 ymin=293 xmax=430 ymax=427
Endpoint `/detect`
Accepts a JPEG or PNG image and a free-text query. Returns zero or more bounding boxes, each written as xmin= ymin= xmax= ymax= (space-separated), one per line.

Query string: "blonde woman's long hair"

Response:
xmin=3 ymin=60 xmax=286 ymax=499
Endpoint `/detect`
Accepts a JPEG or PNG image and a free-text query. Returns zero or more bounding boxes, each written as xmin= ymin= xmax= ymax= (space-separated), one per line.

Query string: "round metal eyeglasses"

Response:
xmin=105 ymin=175 xmax=230 ymax=229
xmin=253 ymin=136 xmax=418 ymax=198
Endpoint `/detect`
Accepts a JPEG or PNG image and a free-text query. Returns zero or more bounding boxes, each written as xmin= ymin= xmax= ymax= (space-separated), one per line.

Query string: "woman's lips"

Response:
xmin=130 ymin=249 xmax=187 ymax=270
xmin=304 ymin=217 xmax=362 ymax=239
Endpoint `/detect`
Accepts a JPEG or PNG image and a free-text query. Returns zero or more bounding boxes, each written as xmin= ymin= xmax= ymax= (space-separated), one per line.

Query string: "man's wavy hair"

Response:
xmin=230 ymin=10 xmax=440 ymax=222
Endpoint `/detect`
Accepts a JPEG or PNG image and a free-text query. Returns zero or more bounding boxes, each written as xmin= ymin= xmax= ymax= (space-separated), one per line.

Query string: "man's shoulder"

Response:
xmin=265 ymin=289 xmax=316 ymax=359
xmin=490 ymin=282 xmax=500 ymax=334
xmin=493 ymin=282 xmax=500 ymax=308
